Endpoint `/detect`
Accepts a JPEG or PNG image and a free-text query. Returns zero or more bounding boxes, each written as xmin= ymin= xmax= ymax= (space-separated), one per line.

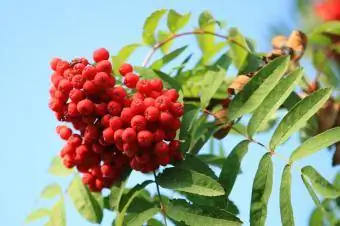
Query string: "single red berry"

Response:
xmin=124 ymin=73 xmax=139 ymax=88
xmin=131 ymin=115 xmax=147 ymax=131
xmin=148 ymin=91 xmax=161 ymax=99
xmin=77 ymin=99 xmax=94 ymax=116
xmin=150 ymin=78 xmax=163 ymax=91
xmin=154 ymin=141 xmax=169 ymax=156
xmin=170 ymin=102 xmax=184 ymax=117
xmin=73 ymin=63 xmax=86 ymax=74
xmin=71 ymin=74 xmax=85 ymax=89
xmin=114 ymin=129 xmax=124 ymax=143
xmin=56 ymin=60 xmax=70 ymax=73
xmin=169 ymin=140 xmax=181 ymax=152
xmin=68 ymin=102 xmax=80 ymax=117
xmin=63 ymin=68 xmax=74 ymax=80
xmin=164 ymin=89 xmax=179 ymax=102
xmin=94 ymin=72 xmax=111 ymax=87
xmin=157 ymin=155 xmax=170 ymax=166
xmin=69 ymin=89 xmax=85 ymax=103
xmin=131 ymin=98 xmax=146 ymax=115
xmin=51 ymin=72 xmax=63 ymax=88
xmin=120 ymin=107 xmax=135 ymax=125
xmin=155 ymin=95 xmax=171 ymax=111
xmin=53 ymin=90 xmax=68 ymax=102
xmin=107 ymin=101 xmax=122 ymax=116
xmin=84 ymin=125 xmax=99 ymax=144
xmin=101 ymin=114 xmax=111 ymax=128
xmin=119 ymin=63 xmax=133 ymax=76
xmin=83 ymin=80 xmax=99 ymax=96
xmin=159 ymin=112 xmax=174 ymax=127
xmin=144 ymin=106 xmax=160 ymax=122
xmin=67 ymin=134 xmax=82 ymax=147
xmin=101 ymin=164 xmax=114 ymax=177
xmin=136 ymin=79 xmax=151 ymax=94
xmin=79 ymin=57 xmax=89 ymax=65
xmin=93 ymin=48 xmax=110 ymax=62
xmin=133 ymin=92 xmax=144 ymax=100
xmin=135 ymin=152 xmax=150 ymax=164
xmin=76 ymin=144 xmax=90 ymax=156
xmin=123 ymin=142 xmax=138 ymax=157
xmin=153 ymin=129 xmax=165 ymax=142
xmin=58 ymin=79 xmax=73 ymax=94
xmin=62 ymin=154 xmax=75 ymax=168
xmin=109 ymin=116 xmax=123 ymax=130
xmin=59 ymin=126 xmax=72 ymax=140
xmin=60 ymin=143 xmax=75 ymax=157
xmin=92 ymin=143 xmax=105 ymax=154
xmin=50 ymin=57 xmax=61 ymax=71
xmin=143 ymin=97 xmax=155 ymax=108
xmin=123 ymin=97 xmax=132 ymax=107
xmin=122 ymin=128 xmax=137 ymax=143
xmin=103 ymin=127 xmax=115 ymax=144
xmin=170 ymin=118 xmax=181 ymax=130
xmin=96 ymin=60 xmax=112 ymax=74
xmin=48 ymin=99 xmax=64 ymax=112
xmin=107 ymin=86 xmax=127 ymax=102
xmin=95 ymin=103 xmax=108 ymax=116
xmin=137 ymin=130 xmax=153 ymax=147
xmin=82 ymin=172 xmax=94 ymax=185
xmin=82 ymin=65 xmax=97 ymax=80
xmin=94 ymin=179 xmax=104 ymax=191
xmin=82 ymin=115 xmax=96 ymax=124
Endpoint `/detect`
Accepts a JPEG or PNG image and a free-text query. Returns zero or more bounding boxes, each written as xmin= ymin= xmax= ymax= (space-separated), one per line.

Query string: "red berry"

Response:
xmin=77 ymin=99 xmax=94 ymax=115
xmin=153 ymin=129 xmax=165 ymax=142
xmin=95 ymin=103 xmax=108 ymax=116
xmin=51 ymin=72 xmax=63 ymax=88
xmin=155 ymin=95 xmax=171 ymax=111
xmin=59 ymin=126 xmax=72 ymax=140
xmin=49 ymin=99 xmax=64 ymax=112
xmin=154 ymin=141 xmax=169 ymax=156
xmin=101 ymin=164 xmax=114 ymax=177
xmin=69 ymin=89 xmax=85 ymax=103
xmin=92 ymin=143 xmax=104 ymax=154
xmin=94 ymin=72 xmax=111 ymax=87
xmin=56 ymin=60 xmax=70 ymax=73
xmin=68 ymin=134 xmax=82 ymax=147
xmin=114 ymin=129 xmax=124 ymax=143
xmin=119 ymin=63 xmax=133 ymax=76
xmin=123 ymin=142 xmax=138 ymax=157
xmin=131 ymin=98 xmax=146 ymax=115
xmin=73 ymin=63 xmax=86 ymax=74
xmin=122 ymin=128 xmax=137 ymax=143
xmin=107 ymin=101 xmax=122 ymax=116
xmin=144 ymin=106 xmax=160 ymax=122
xmin=50 ymin=58 xmax=61 ymax=71
xmin=68 ymin=102 xmax=80 ymax=117
xmin=71 ymin=74 xmax=85 ymax=89
xmin=143 ymin=98 xmax=155 ymax=108
xmin=135 ymin=152 xmax=150 ymax=164
xmin=62 ymin=154 xmax=75 ymax=168
xmin=82 ymin=65 xmax=97 ymax=80
xmin=148 ymin=91 xmax=161 ymax=99
xmin=84 ymin=125 xmax=99 ymax=144
xmin=137 ymin=130 xmax=153 ymax=147
xmin=94 ymin=179 xmax=104 ymax=191
xmin=103 ymin=127 xmax=115 ymax=144
xmin=82 ymin=172 xmax=94 ymax=185
xmin=101 ymin=114 xmax=111 ymax=127
xmin=58 ymin=79 xmax=73 ymax=94
xmin=96 ymin=60 xmax=112 ymax=74
xmin=131 ymin=115 xmax=147 ymax=131
xmin=170 ymin=118 xmax=181 ymax=130
xmin=136 ymin=79 xmax=151 ymax=94
xmin=150 ymin=78 xmax=163 ymax=91
xmin=123 ymin=97 xmax=132 ymax=107
xmin=169 ymin=140 xmax=181 ymax=152
xmin=83 ymin=80 xmax=99 ymax=96
xmin=170 ymin=102 xmax=184 ymax=117
xmin=124 ymin=73 xmax=139 ymax=88
xmin=157 ymin=155 xmax=170 ymax=166
xmin=63 ymin=68 xmax=74 ymax=80
xmin=120 ymin=107 xmax=135 ymax=124
xmin=164 ymin=89 xmax=179 ymax=102
xmin=93 ymin=48 xmax=110 ymax=62
xmin=159 ymin=112 xmax=174 ymax=127
xmin=165 ymin=130 xmax=176 ymax=141
xmin=133 ymin=92 xmax=144 ymax=100
xmin=109 ymin=116 xmax=123 ymax=130
xmin=107 ymin=86 xmax=127 ymax=102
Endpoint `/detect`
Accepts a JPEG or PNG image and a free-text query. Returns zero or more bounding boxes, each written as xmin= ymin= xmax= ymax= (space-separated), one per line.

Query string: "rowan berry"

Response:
xmin=119 ymin=63 xmax=133 ymax=76
xmin=93 ymin=48 xmax=109 ymax=62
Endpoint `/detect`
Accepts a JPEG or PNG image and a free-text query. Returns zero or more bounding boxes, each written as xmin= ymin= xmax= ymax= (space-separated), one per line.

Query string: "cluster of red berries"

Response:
xmin=48 ymin=48 xmax=183 ymax=192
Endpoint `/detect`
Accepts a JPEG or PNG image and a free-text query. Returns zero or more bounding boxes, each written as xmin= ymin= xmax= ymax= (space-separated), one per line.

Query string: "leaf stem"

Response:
xmin=142 ymin=29 xmax=249 ymax=67
xmin=153 ymin=171 xmax=168 ymax=226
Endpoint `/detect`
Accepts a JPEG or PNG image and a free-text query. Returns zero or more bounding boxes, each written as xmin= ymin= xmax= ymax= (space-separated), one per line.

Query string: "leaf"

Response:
xmin=189 ymin=121 xmax=218 ymax=155
xmin=312 ymin=49 xmax=339 ymax=88
xmin=219 ymin=140 xmax=250 ymax=197
xmin=112 ymin=44 xmax=141 ymax=75
xmin=158 ymin=30 xmax=173 ymax=54
xmin=157 ymin=167 xmax=225 ymax=196
xmin=68 ymin=175 xmax=103 ymax=223
xmin=198 ymin=154 xmax=225 ymax=168
xmin=312 ymin=21 xmax=340 ymax=36
xmin=41 ymin=183 xmax=62 ymax=199
xmin=228 ymin=56 xmax=290 ymax=121
xmin=248 ymin=69 xmax=303 ymax=137
xmin=166 ymin=199 xmax=242 ymax=226
xmin=116 ymin=180 xmax=153 ymax=226
xmin=48 ymin=156 xmax=73 ymax=177
xmin=143 ymin=10 xmax=167 ymax=46
xmin=147 ymin=219 xmax=164 ymax=226
xmin=175 ymin=154 xmax=217 ymax=179
xmin=167 ymin=10 xmax=191 ymax=33
xmin=301 ymin=174 xmax=323 ymax=208
xmin=302 ymin=166 xmax=340 ymax=198
xmin=280 ymin=165 xmax=294 ymax=226
xmin=48 ymin=198 xmax=66 ymax=226
xmin=291 ymin=127 xmax=340 ymax=162
xmin=270 ymin=88 xmax=332 ymax=150
xmin=25 ymin=208 xmax=50 ymax=223
xmin=201 ymin=67 xmax=228 ymax=108
xmin=126 ymin=207 xmax=159 ymax=226
xmin=309 ymin=207 xmax=323 ymax=226
xmin=228 ymin=28 xmax=251 ymax=70
xmin=151 ymin=45 xmax=188 ymax=70
xmin=250 ymin=153 xmax=273 ymax=226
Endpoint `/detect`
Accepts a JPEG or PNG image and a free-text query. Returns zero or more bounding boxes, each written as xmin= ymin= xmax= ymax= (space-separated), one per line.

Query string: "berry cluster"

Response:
xmin=48 ymin=48 xmax=183 ymax=192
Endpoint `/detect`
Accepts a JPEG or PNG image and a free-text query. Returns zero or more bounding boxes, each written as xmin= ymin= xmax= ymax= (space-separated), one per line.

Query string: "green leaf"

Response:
xmin=189 ymin=121 xmax=218 ymax=155
xmin=250 ymin=153 xmax=273 ymax=226
xmin=143 ymin=10 xmax=167 ymax=46
xmin=167 ymin=10 xmax=191 ymax=33
xmin=312 ymin=49 xmax=339 ymax=88
xmin=309 ymin=207 xmax=324 ymax=226
xmin=291 ymin=127 xmax=340 ymax=162
xmin=25 ymin=208 xmax=50 ymax=223
xmin=199 ymin=10 xmax=215 ymax=28
xmin=48 ymin=156 xmax=73 ymax=177
xmin=219 ymin=140 xmax=250 ymax=197
xmin=126 ymin=207 xmax=159 ymax=226
xmin=312 ymin=21 xmax=340 ymax=36
xmin=301 ymin=174 xmax=323 ymax=208
xmin=228 ymin=56 xmax=290 ymax=121
xmin=157 ymin=167 xmax=225 ymax=196
xmin=48 ymin=198 xmax=66 ymax=226
xmin=201 ymin=67 xmax=228 ymax=108
xmin=198 ymin=154 xmax=225 ymax=168
xmin=280 ymin=165 xmax=294 ymax=226
xmin=228 ymin=28 xmax=251 ymax=70
xmin=175 ymin=154 xmax=217 ymax=179
xmin=68 ymin=175 xmax=103 ymax=223
xmin=302 ymin=166 xmax=340 ymax=198
xmin=248 ymin=69 xmax=303 ymax=137
xmin=158 ymin=30 xmax=173 ymax=54
xmin=270 ymin=88 xmax=332 ymax=150
xmin=41 ymin=184 xmax=62 ymax=199
xmin=147 ymin=219 xmax=164 ymax=226
xmin=151 ymin=45 xmax=188 ymax=70
xmin=167 ymin=199 xmax=242 ymax=226
xmin=112 ymin=44 xmax=141 ymax=75
xmin=116 ymin=180 xmax=153 ymax=226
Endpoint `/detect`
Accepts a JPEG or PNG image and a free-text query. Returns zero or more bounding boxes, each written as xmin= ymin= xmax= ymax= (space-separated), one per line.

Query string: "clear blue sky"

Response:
xmin=0 ymin=0 xmax=337 ymax=225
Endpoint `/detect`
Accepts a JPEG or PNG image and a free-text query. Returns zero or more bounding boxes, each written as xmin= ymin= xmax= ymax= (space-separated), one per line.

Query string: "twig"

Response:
xmin=142 ymin=29 xmax=249 ymax=67
xmin=153 ymin=171 xmax=168 ymax=226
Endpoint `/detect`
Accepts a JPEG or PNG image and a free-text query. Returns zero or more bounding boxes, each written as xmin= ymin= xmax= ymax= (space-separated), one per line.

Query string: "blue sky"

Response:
xmin=0 ymin=0 xmax=338 ymax=225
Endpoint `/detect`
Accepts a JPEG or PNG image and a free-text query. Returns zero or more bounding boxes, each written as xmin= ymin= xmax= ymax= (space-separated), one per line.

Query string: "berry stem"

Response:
xmin=153 ymin=171 xmax=168 ymax=226
xmin=142 ymin=29 xmax=249 ymax=67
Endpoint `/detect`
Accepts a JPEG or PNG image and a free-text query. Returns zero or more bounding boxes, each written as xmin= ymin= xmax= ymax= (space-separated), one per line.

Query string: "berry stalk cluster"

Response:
xmin=48 ymin=48 xmax=183 ymax=192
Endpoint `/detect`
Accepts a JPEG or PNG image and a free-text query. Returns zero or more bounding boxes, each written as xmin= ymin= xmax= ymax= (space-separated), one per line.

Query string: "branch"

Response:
xmin=153 ymin=171 xmax=168 ymax=226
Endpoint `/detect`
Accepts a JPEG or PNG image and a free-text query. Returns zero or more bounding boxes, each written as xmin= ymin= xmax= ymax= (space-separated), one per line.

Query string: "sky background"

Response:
xmin=0 ymin=0 xmax=338 ymax=225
